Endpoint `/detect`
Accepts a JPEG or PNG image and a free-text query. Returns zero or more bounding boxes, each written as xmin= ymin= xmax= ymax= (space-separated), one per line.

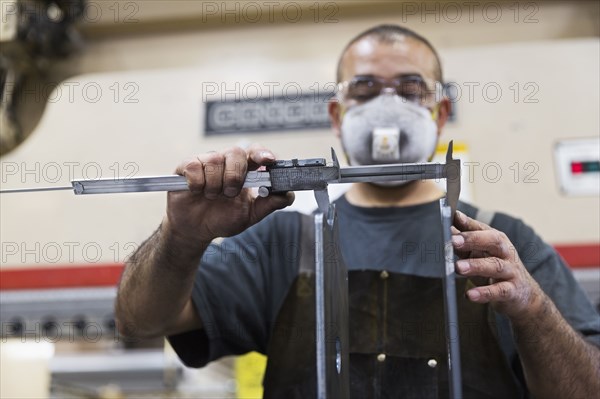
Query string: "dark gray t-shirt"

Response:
xmin=168 ymin=196 xmax=600 ymax=385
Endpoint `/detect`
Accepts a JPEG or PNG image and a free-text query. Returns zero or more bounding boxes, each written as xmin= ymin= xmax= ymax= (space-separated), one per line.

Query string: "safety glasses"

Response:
xmin=337 ymin=75 xmax=443 ymax=107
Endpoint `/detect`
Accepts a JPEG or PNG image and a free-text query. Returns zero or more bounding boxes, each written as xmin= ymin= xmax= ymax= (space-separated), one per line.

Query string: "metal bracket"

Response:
xmin=315 ymin=204 xmax=349 ymax=399
xmin=440 ymin=200 xmax=463 ymax=399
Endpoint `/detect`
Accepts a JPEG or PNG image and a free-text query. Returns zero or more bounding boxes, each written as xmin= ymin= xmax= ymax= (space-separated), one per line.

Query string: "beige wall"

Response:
xmin=2 ymin=1 xmax=599 ymax=269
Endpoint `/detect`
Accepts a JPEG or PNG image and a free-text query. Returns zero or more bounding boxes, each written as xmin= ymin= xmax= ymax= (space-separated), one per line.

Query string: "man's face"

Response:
xmin=329 ymin=35 xmax=449 ymax=138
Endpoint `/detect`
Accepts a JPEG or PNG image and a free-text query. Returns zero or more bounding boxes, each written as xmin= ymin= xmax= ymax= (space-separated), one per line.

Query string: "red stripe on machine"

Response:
xmin=0 ymin=244 xmax=598 ymax=290
xmin=0 ymin=264 xmax=124 ymax=290
xmin=554 ymin=243 xmax=600 ymax=269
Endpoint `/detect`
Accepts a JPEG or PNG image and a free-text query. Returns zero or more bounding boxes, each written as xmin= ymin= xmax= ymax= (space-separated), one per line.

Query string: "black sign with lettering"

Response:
xmin=204 ymin=93 xmax=333 ymax=135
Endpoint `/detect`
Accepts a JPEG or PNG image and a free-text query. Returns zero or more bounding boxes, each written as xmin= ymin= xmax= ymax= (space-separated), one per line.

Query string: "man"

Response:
xmin=116 ymin=25 xmax=600 ymax=398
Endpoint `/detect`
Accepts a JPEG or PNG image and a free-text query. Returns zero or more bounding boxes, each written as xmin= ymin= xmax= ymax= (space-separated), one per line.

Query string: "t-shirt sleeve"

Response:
xmin=493 ymin=213 xmax=600 ymax=348
xmin=167 ymin=211 xmax=302 ymax=368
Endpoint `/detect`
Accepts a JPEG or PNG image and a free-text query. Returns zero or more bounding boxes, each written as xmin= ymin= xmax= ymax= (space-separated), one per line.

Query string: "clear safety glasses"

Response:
xmin=337 ymin=75 xmax=443 ymax=107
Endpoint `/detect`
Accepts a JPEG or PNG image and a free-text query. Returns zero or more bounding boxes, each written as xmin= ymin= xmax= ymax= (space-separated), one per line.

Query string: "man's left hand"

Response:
xmin=451 ymin=210 xmax=546 ymax=322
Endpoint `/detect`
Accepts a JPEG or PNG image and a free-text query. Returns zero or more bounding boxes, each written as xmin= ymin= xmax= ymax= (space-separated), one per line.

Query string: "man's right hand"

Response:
xmin=161 ymin=145 xmax=295 ymax=257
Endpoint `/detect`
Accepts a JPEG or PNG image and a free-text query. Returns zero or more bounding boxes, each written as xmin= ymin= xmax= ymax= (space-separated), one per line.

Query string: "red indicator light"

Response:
xmin=571 ymin=161 xmax=600 ymax=174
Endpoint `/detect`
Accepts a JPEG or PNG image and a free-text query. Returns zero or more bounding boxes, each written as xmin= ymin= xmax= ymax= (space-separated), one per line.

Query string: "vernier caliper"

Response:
xmin=1 ymin=142 xmax=461 ymax=217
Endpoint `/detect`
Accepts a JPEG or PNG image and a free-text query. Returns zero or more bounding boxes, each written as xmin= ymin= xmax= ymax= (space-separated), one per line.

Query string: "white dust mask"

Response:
xmin=340 ymin=93 xmax=438 ymax=187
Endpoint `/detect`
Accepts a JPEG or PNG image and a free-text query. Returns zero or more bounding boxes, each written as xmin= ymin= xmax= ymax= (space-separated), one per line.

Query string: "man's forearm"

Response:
xmin=115 ymin=220 xmax=208 ymax=339
xmin=512 ymin=295 xmax=600 ymax=399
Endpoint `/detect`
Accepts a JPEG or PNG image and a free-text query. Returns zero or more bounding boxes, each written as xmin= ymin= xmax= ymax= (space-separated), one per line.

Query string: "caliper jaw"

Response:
xmin=443 ymin=141 xmax=461 ymax=221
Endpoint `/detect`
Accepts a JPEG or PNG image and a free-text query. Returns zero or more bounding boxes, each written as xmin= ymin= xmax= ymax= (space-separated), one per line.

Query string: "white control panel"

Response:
xmin=554 ymin=138 xmax=600 ymax=196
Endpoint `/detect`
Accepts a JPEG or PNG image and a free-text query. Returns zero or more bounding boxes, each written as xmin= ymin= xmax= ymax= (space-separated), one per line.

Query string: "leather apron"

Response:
xmin=263 ymin=215 xmax=522 ymax=399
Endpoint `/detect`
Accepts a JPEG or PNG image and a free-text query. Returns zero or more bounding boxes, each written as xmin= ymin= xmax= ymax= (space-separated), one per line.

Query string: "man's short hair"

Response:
xmin=336 ymin=24 xmax=443 ymax=83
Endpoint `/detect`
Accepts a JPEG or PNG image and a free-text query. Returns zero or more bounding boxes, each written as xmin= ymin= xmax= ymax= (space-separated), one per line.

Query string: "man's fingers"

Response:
xmin=454 ymin=210 xmax=491 ymax=232
xmin=456 ymin=257 xmax=514 ymax=280
xmin=174 ymin=145 xmax=275 ymax=199
xmin=223 ymin=147 xmax=248 ymax=198
xmin=175 ymin=147 xmax=249 ymax=199
xmin=246 ymin=143 xmax=276 ymax=170
xmin=175 ymin=157 xmax=205 ymax=193
xmin=197 ymin=152 xmax=224 ymax=199
xmin=251 ymin=192 xmax=295 ymax=223
xmin=452 ymin=229 xmax=515 ymax=260
xmin=465 ymin=281 xmax=517 ymax=304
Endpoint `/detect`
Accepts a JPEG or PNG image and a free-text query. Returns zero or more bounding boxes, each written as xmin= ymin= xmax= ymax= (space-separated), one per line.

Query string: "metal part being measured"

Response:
xmin=315 ymin=207 xmax=349 ymax=399
xmin=440 ymin=200 xmax=462 ymax=399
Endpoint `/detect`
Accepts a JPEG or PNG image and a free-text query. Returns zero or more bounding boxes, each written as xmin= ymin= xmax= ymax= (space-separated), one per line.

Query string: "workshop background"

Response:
xmin=1 ymin=1 xmax=599 ymax=398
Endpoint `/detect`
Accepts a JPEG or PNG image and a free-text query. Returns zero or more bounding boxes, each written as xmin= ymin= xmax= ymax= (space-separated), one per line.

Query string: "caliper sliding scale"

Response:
xmin=1 ymin=142 xmax=463 ymax=399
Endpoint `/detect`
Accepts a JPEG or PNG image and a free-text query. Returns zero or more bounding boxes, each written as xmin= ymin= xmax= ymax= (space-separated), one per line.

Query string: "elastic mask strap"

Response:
xmin=427 ymin=103 xmax=442 ymax=162
xmin=336 ymin=102 xmax=352 ymax=165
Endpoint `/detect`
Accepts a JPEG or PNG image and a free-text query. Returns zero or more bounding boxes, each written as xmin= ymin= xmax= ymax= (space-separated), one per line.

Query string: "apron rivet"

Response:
xmin=427 ymin=359 xmax=438 ymax=368
xmin=380 ymin=270 xmax=389 ymax=279
xmin=377 ymin=353 xmax=386 ymax=362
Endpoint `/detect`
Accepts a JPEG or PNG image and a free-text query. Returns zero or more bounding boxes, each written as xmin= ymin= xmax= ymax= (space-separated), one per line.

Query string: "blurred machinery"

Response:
xmin=0 ymin=0 xmax=85 ymax=155
xmin=0 ymin=265 xmax=186 ymax=398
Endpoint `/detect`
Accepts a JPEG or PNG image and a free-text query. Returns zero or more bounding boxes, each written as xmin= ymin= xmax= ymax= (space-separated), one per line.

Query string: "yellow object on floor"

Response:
xmin=236 ymin=352 xmax=267 ymax=398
